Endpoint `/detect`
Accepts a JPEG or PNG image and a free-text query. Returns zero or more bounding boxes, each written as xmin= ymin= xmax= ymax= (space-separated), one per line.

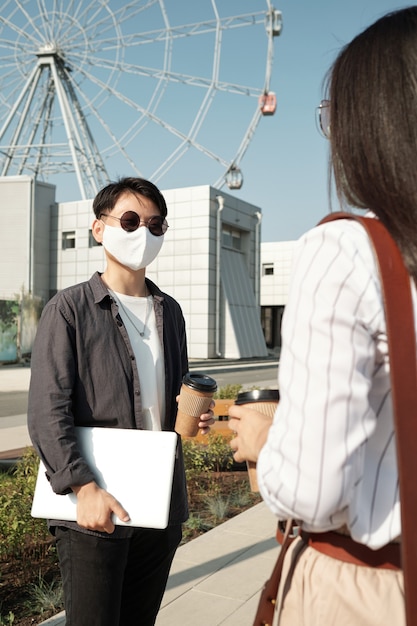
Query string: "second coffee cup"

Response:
xmin=175 ymin=372 xmax=217 ymax=437
xmin=235 ymin=389 xmax=280 ymax=492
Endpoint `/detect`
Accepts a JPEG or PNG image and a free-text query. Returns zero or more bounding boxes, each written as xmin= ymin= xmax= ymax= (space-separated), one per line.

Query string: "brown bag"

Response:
xmin=253 ymin=212 xmax=417 ymax=626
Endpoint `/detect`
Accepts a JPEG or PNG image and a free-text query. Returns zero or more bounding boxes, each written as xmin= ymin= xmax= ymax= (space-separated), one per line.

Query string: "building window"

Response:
xmin=222 ymin=227 xmax=241 ymax=250
xmin=89 ymin=230 xmax=101 ymax=247
xmin=62 ymin=231 xmax=76 ymax=250
xmin=263 ymin=263 xmax=274 ymax=276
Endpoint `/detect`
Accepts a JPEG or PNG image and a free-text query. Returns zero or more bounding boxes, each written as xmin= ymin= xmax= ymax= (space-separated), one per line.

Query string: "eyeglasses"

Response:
xmin=316 ymin=99 xmax=331 ymax=139
xmin=100 ymin=211 xmax=168 ymax=236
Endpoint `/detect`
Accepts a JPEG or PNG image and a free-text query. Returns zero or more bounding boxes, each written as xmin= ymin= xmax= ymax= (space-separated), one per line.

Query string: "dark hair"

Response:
xmin=93 ymin=177 xmax=168 ymax=219
xmin=328 ymin=6 xmax=417 ymax=278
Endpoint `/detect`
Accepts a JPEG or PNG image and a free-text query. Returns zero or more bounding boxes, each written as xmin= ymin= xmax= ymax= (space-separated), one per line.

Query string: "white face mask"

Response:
xmin=102 ymin=224 xmax=164 ymax=271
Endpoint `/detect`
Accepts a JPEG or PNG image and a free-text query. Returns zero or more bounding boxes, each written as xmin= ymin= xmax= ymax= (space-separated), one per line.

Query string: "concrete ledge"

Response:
xmin=0 ymin=446 xmax=30 ymax=460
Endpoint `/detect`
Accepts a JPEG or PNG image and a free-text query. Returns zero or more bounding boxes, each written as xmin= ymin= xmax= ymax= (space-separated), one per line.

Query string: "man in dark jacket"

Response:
xmin=28 ymin=177 xmax=214 ymax=626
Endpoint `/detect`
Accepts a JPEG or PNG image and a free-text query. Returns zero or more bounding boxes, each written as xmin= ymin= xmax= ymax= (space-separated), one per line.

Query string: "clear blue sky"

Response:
xmin=232 ymin=0 xmax=412 ymax=242
xmin=0 ymin=0 xmax=410 ymax=242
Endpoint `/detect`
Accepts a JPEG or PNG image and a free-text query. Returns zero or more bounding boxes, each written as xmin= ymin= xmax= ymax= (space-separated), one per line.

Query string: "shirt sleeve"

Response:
xmin=27 ymin=298 xmax=96 ymax=494
xmin=257 ymin=220 xmax=385 ymax=530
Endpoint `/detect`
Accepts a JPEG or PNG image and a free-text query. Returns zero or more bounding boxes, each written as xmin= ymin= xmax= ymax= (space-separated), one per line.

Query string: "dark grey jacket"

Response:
xmin=28 ymin=272 xmax=189 ymax=537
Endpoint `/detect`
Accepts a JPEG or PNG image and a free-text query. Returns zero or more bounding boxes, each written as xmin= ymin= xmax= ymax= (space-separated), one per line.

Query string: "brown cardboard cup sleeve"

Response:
xmin=235 ymin=389 xmax=280 ymax=492
xmin=175 ymin=372 xmax=217 ymax=437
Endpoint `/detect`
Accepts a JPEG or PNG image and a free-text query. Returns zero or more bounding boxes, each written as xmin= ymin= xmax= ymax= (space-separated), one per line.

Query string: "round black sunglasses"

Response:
xmin=100 ymin=211 xmax=168 ymax=236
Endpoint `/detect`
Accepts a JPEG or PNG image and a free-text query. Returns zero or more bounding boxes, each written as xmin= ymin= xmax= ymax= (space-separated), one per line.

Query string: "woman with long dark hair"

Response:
xmin=228 ymin=7 xmax=417 ymax=624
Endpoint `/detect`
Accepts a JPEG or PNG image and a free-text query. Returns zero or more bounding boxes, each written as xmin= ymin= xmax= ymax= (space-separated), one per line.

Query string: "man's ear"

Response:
xmin=91 ymin=218 xmax=104 ymax=244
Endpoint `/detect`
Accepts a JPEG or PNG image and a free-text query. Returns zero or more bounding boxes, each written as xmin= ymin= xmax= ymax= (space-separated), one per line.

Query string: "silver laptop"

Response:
xmin=31 ymin=427 xmax=177 ymax=529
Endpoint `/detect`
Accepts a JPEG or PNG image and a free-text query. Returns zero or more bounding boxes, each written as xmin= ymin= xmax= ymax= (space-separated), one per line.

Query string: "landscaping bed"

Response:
xmin=0 ymin=428 xmax=261 ymax=625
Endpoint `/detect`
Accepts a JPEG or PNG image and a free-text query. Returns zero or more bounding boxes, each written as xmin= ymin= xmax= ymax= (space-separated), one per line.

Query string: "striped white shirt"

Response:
xmin=257 ymin=217 xmax=417 ymax=549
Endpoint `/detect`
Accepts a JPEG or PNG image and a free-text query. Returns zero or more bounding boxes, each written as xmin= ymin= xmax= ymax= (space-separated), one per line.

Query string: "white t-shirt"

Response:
xmin=257 ymin=216 xmax=417 ymax=549
xmin=110 ymin=290 xmax=165 ymax=431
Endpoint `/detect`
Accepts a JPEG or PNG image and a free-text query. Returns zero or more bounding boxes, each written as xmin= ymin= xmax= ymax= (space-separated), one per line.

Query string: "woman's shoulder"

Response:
xmin=290 ymin=213 xmax=381 ymax=304
xmin=296 ymin=213 xmax=376 ymax=266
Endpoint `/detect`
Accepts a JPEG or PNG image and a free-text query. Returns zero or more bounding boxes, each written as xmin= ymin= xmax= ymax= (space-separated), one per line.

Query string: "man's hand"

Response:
xmin=198 ymin=400 xmax=215 ymax=434
xmin=72 ymin=481 xmax=130 ymax=534
xmin=175 ymin=397 xmax=215 ymax=435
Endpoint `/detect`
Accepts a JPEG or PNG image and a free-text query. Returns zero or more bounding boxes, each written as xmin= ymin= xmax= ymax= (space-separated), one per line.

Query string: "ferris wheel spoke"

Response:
xmin=77 ymin=56 xmax=263 ymax=98
xmin=0 ymin=72 xmax=19 ymax=93
xmin=151 ymin=90 xmax=220 ymax=181
xmin=80 ymin=10 xmax=120 ymax=43
xmin=65 ymin=2 xmax=115 ymax=39
xmin=9 ymin=0 xmax=47 ymax=41
xmin=213 ymin=106 xmax=263 ymax=189
xmin=36 ymin=0 xmax=55 ymax=42
xmin=90 ymin=54 xmax=260 ymax=97
xmin=77 ymin=62 xmax=230 ymax=167
xmin=151 ymin=145 xmax=193 ymax=183
xmin=0 ymin=18 xmax=40 ymax=49
xmin=65 ymin=0 xmax=94 ymax=24
xmin=182 ymin=13 xmax=221 ymax=143
xmin=0 ymin=64 xmax=23 ymax=88
xmin=0 ymin=39 xmax=29 ymax=57
xmin=122 ymin=12 xmax=266 ymax=47
xmin=72 ymin=90 xmax=144 ymax=175
xmin=111 ymin=0 xmax=160 ymax=26
xmin=145 ymin=31 xmax=173 ymax=113
xmin=188 ymin=87 xmax=217 ymax=140
xmin=234 ymin=108 xmax=263 ymax=165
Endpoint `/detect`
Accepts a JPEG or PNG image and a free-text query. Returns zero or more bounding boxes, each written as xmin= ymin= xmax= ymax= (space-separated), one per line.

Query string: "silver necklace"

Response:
xmin=116 ymin=295 xmax=152 ymax=338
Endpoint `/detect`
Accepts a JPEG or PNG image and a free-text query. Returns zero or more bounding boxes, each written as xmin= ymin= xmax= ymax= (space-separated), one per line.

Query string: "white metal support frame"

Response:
xmin=0 ymin=1 xmax=282 ymax=198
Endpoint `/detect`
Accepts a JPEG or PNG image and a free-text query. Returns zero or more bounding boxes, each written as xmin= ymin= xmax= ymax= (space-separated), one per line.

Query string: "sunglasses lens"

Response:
xmin=147 ymin=217 xmax=168 ymax=236
xmin=120 ymin=211 xmax=140 ymax=231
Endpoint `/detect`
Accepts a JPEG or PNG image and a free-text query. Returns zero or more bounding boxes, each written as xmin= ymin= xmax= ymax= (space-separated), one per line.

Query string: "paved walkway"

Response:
xmin=39 ymin=502 xmax=279 ymax=626
xmin=0 ymin=361 xmax=280 ymax=626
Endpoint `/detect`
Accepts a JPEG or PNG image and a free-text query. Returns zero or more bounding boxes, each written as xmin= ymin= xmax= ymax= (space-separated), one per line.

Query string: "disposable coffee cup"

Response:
xmin=235 ymin=389 xmax=280 ymax=492
xmin=175 ymin=372 xmax=217 ymax=437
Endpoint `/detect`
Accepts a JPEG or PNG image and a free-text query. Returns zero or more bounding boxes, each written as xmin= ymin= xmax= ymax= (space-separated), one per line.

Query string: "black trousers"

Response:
xmin=55 ymin=524 xmax=182 ymax=626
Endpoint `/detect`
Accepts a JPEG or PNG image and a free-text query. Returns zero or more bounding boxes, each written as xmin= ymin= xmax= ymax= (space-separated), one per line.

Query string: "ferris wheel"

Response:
xmin=0 ymin=0 xmax=282 ymax=200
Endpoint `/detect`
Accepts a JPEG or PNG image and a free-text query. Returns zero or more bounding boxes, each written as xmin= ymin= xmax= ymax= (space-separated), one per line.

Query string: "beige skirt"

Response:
xmin=275 ymin=536 xmax=405 ymax=626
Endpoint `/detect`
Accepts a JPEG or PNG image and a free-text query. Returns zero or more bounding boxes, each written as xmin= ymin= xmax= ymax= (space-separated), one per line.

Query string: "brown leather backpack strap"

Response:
xmin=253 ymin=519 xmax=295 ymax=626
xmin=320 ymin=212 xmax=417 ymax=626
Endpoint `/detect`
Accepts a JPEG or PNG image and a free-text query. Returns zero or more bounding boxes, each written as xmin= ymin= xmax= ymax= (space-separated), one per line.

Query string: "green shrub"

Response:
xmin=182 ymin=513 xmax=213 ymax=540
xmin=0 ymin=448 xmax=50 ymax=564
xmin=214 ymin=384 xmax=242 ymax=400
xmin=182 ymin=431 xmax=234 ymax=478
xmin=204 ymin=494 xmax=230 ymax=520
xmin=0 ymin=611 xmax=15 ymax=626
xmin=24 ymin=574 xmax=63 ymax=616
xmin=230 ymin=485 xmax=251 ymax=508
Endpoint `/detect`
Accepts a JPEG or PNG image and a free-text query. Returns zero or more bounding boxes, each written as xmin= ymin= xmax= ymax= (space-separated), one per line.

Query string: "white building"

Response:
xmin=260 ymin=240 xmax=297 ymax=352
xmin=0 ymin=177 xmax=268 ymax=360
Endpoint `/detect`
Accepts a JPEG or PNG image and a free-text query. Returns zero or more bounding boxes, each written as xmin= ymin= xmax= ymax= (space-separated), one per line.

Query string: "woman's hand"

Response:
xmin=228 ymin=404 xmax=272 ymax=463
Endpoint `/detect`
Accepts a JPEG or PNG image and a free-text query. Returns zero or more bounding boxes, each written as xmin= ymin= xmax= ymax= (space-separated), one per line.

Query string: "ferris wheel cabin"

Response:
xmin=226 ymin=166 xmax=243 ymax=190
xmin=259 ymin=92 xmax=277 ymax=116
